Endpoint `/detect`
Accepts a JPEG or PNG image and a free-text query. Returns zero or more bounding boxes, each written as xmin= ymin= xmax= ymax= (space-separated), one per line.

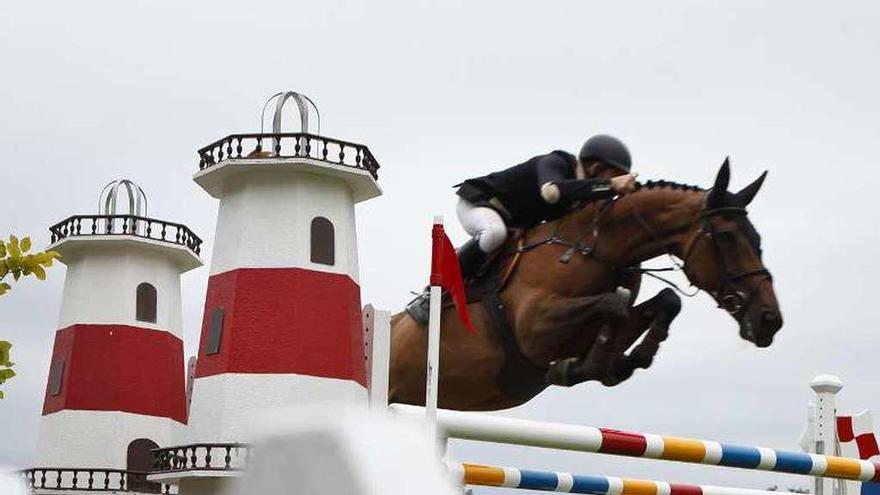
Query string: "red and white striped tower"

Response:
xmin=186 ymin=92 xmax=382 ymax=442
xmin=34 ymin=180 xmax=201 ymax=475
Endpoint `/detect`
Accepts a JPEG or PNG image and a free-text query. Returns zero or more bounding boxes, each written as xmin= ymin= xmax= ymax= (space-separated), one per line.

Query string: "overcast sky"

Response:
xmin=2 ymin=0 xmax=880 ymax=492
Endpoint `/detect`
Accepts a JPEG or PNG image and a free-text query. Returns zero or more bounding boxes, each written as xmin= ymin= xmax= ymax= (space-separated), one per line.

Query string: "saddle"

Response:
xmin=405 ymin=229 xmax=549 ymax=401
xmin=406 ymin=228 xmax=524 ymax=314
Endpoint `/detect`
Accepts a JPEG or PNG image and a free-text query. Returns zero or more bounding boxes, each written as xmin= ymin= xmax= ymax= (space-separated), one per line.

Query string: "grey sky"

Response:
xmin=2 ymin=0 xmax=880 ymax=492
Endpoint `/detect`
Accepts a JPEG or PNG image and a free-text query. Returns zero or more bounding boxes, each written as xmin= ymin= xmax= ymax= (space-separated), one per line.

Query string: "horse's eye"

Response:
xmin=716 ymin=231 xmax=737 ymax=245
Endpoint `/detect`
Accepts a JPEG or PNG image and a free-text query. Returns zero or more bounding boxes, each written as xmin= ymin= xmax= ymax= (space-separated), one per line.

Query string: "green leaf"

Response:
xmin=6 ymin=256 xmax=21 ymax=279
xmin=0 ymin=341 xmax=10 ymax=365
xmin=35 ymin=252 xmax=58 ymax=267
xmin=20 ymin=237 xmax=31 ymax=253
xmin=0 ymin=368 xmax=15 ymax=381
xmin=0 ymin=242 xmax=5 ymax=257
xmin=7 ymin=236 xmax=20 ymax=258
xmin=0 ymin=283 xmax=8 ymax=296
xmin=32 ymin=264 xmax=46 ymax=280
xmin=21 ymin=256 xmax=37 ymax=272
xmin=6 ymin=255 xmax=18 ymax=268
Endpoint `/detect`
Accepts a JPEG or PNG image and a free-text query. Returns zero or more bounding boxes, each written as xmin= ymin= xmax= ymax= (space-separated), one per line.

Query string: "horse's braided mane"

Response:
xmin=566 ymin=178 xmax=706 ymax=217
xmin=635 ymin=179 xmax=705 ymax=192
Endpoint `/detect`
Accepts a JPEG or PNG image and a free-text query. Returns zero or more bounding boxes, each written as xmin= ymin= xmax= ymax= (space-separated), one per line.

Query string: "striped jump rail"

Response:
xmin=390 ymin=404 xmax=880 ymax=482
xmin=447 ymin=462 xmax=788 ymax=495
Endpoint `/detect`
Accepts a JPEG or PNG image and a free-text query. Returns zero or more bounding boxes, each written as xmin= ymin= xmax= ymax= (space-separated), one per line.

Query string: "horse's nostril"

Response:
xmin=761 ymin=311 xmax=781 ymax=330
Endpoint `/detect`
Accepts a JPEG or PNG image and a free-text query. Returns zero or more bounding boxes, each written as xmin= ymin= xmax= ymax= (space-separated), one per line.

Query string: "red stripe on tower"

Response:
xmin=195 ymin=267 xmax=365 ymax=385
xmin=42 ymin=324 xmax=187 ymax=424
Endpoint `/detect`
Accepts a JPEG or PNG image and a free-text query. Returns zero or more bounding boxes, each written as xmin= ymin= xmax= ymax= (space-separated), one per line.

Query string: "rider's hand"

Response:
xmin=610 ymin=174 xmax=637 ymax=195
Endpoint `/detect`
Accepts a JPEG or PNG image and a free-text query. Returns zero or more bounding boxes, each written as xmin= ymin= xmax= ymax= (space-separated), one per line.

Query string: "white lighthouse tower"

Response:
xmin=185 ymin=91 xmax=382 ymax=443
xmin=30 ymin=180 xmax=201 ymax=491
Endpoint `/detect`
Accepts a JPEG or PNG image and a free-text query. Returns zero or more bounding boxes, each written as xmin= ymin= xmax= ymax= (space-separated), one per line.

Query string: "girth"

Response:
xmin=481 ymin=290 xmax=549 ymax=402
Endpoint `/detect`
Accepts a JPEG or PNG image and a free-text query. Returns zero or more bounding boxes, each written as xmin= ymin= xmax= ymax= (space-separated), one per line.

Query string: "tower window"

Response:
xmin=136 ymin=283 xmax=158 ymax=323
xmin=48 ymin=357 xmax=65 ymax=396
xmin=310 ymin=217 xmax=335 ymax=266
xmin=205 ymin=308 xmax=224 ymax=355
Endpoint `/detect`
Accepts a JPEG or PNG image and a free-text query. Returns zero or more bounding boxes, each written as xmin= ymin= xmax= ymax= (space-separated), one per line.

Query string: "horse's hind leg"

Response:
xmin=604 ymin=288 xmax=682 ymax=385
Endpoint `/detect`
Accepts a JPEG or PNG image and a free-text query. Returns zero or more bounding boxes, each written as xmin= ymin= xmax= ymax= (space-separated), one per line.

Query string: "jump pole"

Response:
xmin=447 ymin=461 xmax=790 ymax=495
xmin=389 ymin=404 xmax=880 ymax=483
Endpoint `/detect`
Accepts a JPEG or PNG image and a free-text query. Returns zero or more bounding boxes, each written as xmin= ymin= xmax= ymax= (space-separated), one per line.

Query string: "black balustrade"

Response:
xmin=197 ymin=133 xmax=380 ymax=179
xmin=48 ymin=215 xmax=202 ymax=255
xmin=152 ymin=443 xmax=250 ymax=474
xmin=22 ymin=468 xmax=175 ymax=493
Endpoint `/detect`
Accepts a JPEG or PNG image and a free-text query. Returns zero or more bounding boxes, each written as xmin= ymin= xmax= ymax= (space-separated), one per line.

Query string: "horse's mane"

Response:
xmin=635 ymin=179 xmax=705 ymax=192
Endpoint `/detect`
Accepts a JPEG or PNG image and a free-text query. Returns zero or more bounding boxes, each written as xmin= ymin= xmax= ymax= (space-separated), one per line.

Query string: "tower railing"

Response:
xmin=196 ymin=132 xmax=380 ymax=179
xmin=151 ymin=443 xmax=250 ymax=474
xmin=22 ymin=467 xmax=176 ymax=494
xmin=49 ymin=215 xmax=203 ymax=255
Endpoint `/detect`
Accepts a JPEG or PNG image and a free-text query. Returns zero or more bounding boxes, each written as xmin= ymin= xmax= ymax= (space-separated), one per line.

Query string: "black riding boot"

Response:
xmin=405 ymin=237 xmax=488 ymax=325
xmin=456 ymin=237 xmax=487 ymax=282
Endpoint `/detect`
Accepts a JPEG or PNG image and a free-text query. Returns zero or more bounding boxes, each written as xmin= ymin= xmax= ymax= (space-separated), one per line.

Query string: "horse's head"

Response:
xmin=681 ymin=159 xmax=782 ymax=347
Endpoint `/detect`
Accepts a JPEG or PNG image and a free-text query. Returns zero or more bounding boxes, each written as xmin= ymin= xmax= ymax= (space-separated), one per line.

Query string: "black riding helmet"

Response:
xmin=579 ymin=134 xmax=631 ymax=173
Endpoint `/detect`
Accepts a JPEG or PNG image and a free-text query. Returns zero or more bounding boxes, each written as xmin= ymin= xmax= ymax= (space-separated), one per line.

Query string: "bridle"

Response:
xmin=513 ymin=197 xmax=772 ymax=318
xmin=673 ymin=206 xmax=773 ymax=317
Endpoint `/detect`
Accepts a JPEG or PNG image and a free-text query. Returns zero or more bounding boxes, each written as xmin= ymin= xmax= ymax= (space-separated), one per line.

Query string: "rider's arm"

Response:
xmin=535 ymin=153 xmax=614 ymax=204
xmin=542 ymin=179 xmax=615 ymax=204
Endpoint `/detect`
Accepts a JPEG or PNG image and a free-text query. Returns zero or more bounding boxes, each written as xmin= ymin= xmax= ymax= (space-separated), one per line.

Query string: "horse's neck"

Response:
xmin=566 ymin=188 xmax=705 ymax=267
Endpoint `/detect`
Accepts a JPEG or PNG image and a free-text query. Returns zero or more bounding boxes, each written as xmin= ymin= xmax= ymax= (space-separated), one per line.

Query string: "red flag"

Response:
xmin=430 ymin=222 xmax=476 ymax=334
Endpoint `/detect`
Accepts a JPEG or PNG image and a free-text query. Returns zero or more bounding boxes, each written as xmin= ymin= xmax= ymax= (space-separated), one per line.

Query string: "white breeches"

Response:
xmin=456 ymin=198 xmax=508 ymax=253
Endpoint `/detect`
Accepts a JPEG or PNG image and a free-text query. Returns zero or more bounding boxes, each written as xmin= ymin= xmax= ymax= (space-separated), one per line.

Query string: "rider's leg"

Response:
xmin=405 ymin=200 xmax=508 ymax=324
xmin=455 ymin=198 xmax=507 ymax=279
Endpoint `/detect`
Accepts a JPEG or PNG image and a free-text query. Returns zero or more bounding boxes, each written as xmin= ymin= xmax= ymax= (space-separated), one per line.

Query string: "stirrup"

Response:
xmin=405 ymin=289 xmax=431 ymax=326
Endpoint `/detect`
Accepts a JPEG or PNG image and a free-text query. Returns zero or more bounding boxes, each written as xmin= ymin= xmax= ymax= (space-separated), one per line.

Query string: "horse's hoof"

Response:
xmin=546 ymin=358 xmax=576 ymax=387
xmin=604 ymin=358 xmax=635 ymax=385
xmin=631 ymin=353 xmax=654 ymax=369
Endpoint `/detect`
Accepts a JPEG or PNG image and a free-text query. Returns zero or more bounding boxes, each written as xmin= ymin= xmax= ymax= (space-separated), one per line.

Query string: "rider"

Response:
xmin=407 ymin=134 xmax=638 ymax=321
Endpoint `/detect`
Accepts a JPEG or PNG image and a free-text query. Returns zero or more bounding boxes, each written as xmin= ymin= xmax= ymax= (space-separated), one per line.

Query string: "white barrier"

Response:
xmin=364 ymin=303 xmax=859 ymax=495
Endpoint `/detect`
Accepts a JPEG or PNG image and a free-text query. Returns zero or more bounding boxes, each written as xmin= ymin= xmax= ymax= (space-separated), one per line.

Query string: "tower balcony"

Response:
xmin=194 ymin=133 xmax=382 ymax=203
xmin=146 ymin=444 xmax=250 ymax=484
xmin=197 ymin=132 xmax=379 ymax=178
xmin=48 ymin=215 xmax=202 ymax=272
xmin=22 ymin=467 xmax=177 ymax=494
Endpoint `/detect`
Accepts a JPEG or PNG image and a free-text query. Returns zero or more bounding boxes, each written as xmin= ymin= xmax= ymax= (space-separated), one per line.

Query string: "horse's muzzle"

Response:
xmin=740 ymin=308 xmax=783 ymax=348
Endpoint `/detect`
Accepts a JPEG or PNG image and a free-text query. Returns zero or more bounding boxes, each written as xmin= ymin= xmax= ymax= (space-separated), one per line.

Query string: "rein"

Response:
xmin=512 ymin=195 xmax=772 ymax=317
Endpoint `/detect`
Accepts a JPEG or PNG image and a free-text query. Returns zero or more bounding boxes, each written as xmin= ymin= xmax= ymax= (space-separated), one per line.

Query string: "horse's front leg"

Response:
xmin=546 ymin=288 xmax=682 ymax=387
xmin=603 ymin=288 xmax=682 ymax=385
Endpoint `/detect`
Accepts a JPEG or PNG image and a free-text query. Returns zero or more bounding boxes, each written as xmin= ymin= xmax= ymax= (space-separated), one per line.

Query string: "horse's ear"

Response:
xmin=733 ymin=170 xmax=768 ymax=207
xmin=706 ymin=157 xmax=731 ymax=207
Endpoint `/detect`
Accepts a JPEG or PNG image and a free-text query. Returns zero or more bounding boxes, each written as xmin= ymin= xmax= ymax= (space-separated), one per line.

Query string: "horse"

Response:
xmin=389 ymin=160 xmax=782 ymax=411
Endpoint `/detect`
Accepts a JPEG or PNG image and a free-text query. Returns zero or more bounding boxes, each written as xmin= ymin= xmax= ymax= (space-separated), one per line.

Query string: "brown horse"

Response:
xmin=389 ymin=160 xmax=782 ymax=411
